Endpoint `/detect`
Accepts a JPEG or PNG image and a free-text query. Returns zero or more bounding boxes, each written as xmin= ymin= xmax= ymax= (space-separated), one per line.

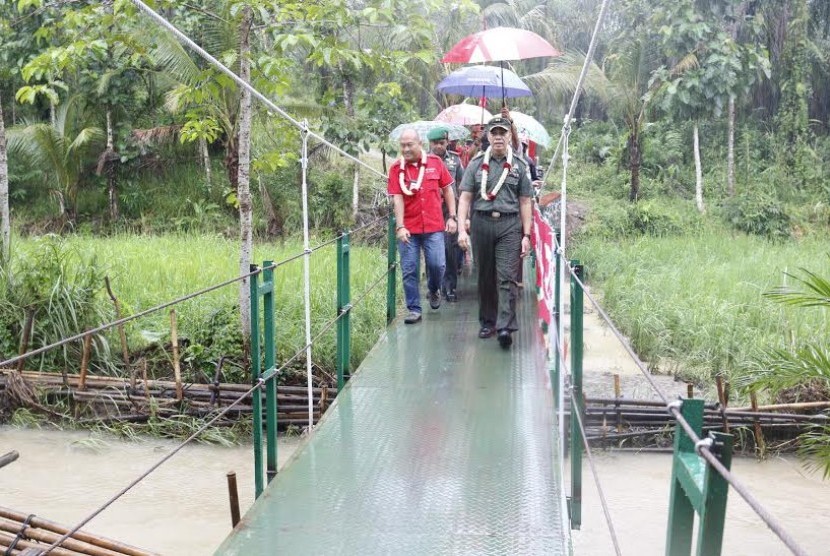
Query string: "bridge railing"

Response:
xmin=534 ymin=205 xmax=807 ymax=555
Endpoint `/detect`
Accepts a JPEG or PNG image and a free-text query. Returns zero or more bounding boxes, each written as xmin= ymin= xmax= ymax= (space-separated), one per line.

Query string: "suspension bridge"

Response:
xmin=0 ymin=1 xmax=815 ymax=555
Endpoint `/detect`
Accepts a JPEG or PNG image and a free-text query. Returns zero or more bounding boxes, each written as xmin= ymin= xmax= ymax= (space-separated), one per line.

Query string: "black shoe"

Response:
xmin=478 ymin=326 xmax=495 ymax=339
xmin=429 ymin=291 xmax=441 ymax=310
xmin=404 ymin=312 xmax=422 ymax=324
xmin=498 ymin=329 xmax=513 ymax=349
xmin=447 ymin=293 xmax=457 ymax=302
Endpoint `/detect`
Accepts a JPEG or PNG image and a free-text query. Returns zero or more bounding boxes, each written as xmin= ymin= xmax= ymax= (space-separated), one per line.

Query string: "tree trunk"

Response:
xmin=199 ymin=137 xmax=212 ymax=188
xmin=352 ymin=165 xmax=360 ymax=218
xmin=727 ymin=95 xmax=736 ymax=197
xmin=237 ymin=7 xmax=254 ymax=344
xmin=106 ymin=109 xmax=119 ymax=222
xmin=628 ymin=125 xmax=641 ymax=202
xmin=0 ymin=91 xmax=10 ymax=262
xmin=693 ymin=122 xmax=704 ymax=213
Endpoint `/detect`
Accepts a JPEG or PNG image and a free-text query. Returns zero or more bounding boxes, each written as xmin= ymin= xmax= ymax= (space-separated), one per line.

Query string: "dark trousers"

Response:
xmin=442 ymin=231 xmax=462 ymax=295
xmin=471 ymin=211 xmax=522 ymax=331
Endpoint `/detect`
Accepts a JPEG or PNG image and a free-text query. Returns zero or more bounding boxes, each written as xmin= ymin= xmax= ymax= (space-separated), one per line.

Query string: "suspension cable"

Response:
xmin=41 ymin=380 xmax=261 ymax=554
xmin=550 ymin=230 xmax=809 ymax=556
xmin=128 ymin=0 xmax=385 ymax=180
xmin=549 ymin=316 xmax=622 ymax=555
xmin=40 ymin=262 xmax=394 ymax=555
xmin=542 ymin=0 xmax=614 ymax=184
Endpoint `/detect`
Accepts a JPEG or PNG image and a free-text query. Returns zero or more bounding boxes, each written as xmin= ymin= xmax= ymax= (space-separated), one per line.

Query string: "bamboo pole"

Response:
xmin=613 ymin=374 xmax=622 ymax=433
xmin=0 ymin=508 xmax=154 ymax=556
xmin=79 ymin=334 xmax=92 ymax=391
xmin=0 ymin=517 xmax=126 ymax=556
xmin=169 ymin=310 xmax=183 ymax=401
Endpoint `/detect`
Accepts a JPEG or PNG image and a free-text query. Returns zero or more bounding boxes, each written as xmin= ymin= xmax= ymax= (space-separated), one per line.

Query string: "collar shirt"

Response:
xmin=387 ymin=153 xmax=453 ymax=234
xmin=460 ymin=152 xmax=533 ymax=214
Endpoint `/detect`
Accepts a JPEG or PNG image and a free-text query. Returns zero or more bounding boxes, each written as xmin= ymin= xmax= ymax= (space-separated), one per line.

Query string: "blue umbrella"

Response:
xmin=437 ymin=65 xmax=532 ymax=99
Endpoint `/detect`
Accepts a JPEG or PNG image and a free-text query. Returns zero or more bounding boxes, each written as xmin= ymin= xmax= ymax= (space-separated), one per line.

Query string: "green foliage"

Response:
xmin=571 ymin=230 xmax=830 ymax=386
xmin=626 ymin=200 xmax=683 ymax=236
xmin=0 ymin=236 xmax=113 ymax=371
xmin=183 ymin=304 xmax=245 ymax=383
xmin=721 ymin=192 xmax=791 ymax=240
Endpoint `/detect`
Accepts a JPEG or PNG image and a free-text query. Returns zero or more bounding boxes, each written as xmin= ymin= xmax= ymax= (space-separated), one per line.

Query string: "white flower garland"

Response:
xmin=398 ymin=151 xmax=428 ymax=196
xmin=480 ymin=146 xmax=513 ymax=201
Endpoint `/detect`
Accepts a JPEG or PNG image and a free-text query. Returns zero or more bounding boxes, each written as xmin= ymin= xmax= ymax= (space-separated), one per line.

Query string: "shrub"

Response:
xmin=721 ymin=193 xmax=791 ymax=240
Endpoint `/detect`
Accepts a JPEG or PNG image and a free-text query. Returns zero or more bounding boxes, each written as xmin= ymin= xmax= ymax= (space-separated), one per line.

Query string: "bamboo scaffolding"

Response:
xmin=0 ymin=507 xmax=155 ymax=556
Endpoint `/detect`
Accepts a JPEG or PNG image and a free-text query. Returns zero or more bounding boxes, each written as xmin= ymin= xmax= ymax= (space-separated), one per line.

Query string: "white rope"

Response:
xmin=129 ymin=0 xmax=385 ymax=179
xmin=542 ymin=0 xmax=614 ymax=183
xmin=300 ymin=120 xmax=315 ymax=430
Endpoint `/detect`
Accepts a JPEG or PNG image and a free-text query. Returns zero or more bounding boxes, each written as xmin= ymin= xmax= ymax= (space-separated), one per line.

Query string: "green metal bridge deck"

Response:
xmin=216 ymin=278 xmax=569 ymax=555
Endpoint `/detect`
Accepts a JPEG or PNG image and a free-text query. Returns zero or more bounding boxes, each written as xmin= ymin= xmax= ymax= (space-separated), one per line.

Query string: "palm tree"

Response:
xmin=6 ymin=96 xmax=103 ymax=224
xmin=0 ymin=90 xmax=9 ymax=261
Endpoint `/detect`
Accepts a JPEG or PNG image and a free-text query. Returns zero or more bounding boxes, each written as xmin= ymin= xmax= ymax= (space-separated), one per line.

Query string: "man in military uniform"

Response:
xmin=427 ymin=127 xmax=464 ymax=302
xmin=456 ymin=116 xmax=533 ymax=348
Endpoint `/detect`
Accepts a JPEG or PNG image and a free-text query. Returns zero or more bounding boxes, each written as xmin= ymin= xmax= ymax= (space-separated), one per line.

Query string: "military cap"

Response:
xmin=426 ymin=127 xmax=450 ymax=141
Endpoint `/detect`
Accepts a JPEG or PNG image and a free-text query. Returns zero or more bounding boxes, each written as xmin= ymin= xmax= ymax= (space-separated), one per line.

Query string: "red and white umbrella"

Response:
xmin=435 ymin=103 xmax=493 ymax=126
xmin=441 ymin=27 xmax=560 ymax=64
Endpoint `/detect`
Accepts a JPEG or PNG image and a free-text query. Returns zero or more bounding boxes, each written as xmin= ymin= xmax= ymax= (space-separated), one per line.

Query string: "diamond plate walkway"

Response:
xmin=216 ymin=276 xmax=569 ymax=555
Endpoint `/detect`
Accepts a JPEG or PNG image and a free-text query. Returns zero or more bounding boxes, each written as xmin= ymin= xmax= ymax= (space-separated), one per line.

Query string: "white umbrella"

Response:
xmin=389 ymin=121 xmax=470 ymax=142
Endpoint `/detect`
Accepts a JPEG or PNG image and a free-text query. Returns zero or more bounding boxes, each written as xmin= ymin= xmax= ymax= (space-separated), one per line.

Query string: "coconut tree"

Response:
xmin=0 ymin=91 xmax=9 ymax=262
xmin=6 ymin=97 xmax=103 ymax=224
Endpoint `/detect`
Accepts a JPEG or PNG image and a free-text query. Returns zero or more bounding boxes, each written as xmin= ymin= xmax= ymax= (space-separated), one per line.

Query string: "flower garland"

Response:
xmin=398 ymin=150 xmax=428 ymax=196
xmin=480 ymin=146 xmax=513 ymax=201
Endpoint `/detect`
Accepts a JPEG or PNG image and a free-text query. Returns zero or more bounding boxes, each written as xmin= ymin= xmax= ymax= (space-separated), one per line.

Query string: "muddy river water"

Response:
xmin=2 ymin=427 xmax=829 ymax=555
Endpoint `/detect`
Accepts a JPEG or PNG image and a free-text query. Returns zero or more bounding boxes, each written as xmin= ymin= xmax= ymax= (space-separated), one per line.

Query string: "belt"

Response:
xmin=475 ymin=210 xmax=517 ymax=219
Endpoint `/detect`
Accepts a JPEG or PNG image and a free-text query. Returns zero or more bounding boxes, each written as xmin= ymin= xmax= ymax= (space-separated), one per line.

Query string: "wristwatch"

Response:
xmin=523 ymin=233 xmax=531 ymax=239
xmin=449 ymin=215 xmax=458 ymax=221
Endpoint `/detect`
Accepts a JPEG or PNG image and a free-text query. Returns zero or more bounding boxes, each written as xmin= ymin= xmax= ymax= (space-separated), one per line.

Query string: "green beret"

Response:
xmin=426 ymin=127 xmax=449 ymax=141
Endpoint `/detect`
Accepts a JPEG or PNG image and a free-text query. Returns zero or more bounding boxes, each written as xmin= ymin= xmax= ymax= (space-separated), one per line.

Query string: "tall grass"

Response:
xmin=13 ymin=232 xmax=393 ymax=381
xmin=572 ymin=230 xmax=830 ymax=388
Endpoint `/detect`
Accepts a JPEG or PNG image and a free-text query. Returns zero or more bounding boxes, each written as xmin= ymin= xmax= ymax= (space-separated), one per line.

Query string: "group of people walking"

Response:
xmin=387 ymin=112 xmax=535 ymax=349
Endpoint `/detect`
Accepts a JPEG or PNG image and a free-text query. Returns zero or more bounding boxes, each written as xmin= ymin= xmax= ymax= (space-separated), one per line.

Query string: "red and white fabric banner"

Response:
xmin=532 ymin=207 xmax=555 ymax=327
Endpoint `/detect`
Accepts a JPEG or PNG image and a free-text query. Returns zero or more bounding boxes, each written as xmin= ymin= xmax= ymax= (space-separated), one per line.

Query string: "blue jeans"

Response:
xmin=398 ymin=232 xmax=446 ymax=314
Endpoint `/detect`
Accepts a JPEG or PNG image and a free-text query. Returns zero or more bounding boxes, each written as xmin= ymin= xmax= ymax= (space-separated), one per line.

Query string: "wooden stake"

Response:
xmin=613 ymin=374 xmax=622 ymax=433
xmin=0 ymin=451 xmax=18 ymax=470
xmin=140 ymin=360 xmax=150 ymax=403
xmin=715 ymin=375 xmax=730 ymax=433
xmin=169 ymin=309 xmax=183 ymax=401
xmin=104 ymin=276 xmax=131 ymax=372
xmin=226 ymin=471 xmax=241 ymax=527
xmin=750 ymin=390 xmax=767 ymax=457
xmin=16 ymin=309 xmax=35 ymax=373
xmin=686 ymin=382 xmax=694 ymax=399
xmin=79 ymin=334 xmax=92 ymax=391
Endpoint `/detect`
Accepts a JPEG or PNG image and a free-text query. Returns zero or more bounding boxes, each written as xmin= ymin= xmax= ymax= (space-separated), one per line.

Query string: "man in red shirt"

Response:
xmin=388 ymin=128 xmax=458 ymax=324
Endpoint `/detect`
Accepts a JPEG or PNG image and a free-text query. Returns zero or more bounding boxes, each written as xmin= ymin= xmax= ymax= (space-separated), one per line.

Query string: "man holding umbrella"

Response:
xmin=456 ymin=116 xmax=533 ymax=348
xmin=389 ymin=128 xmax=458 ymax=324
xmin=427 ymin=127 xmax=464 ymax=302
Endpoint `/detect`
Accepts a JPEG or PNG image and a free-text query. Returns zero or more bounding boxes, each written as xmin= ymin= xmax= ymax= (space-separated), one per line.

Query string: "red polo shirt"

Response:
xmin=387 ymin=153 xmax=453 ymax=234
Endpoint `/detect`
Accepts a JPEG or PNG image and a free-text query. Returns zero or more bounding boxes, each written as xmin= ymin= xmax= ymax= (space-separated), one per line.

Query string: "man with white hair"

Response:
xmin=388 ymin=128 xmax=458 ymax=324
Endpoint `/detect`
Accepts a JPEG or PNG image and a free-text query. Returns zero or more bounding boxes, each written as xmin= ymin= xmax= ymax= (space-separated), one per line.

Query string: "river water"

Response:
xmin=2 ymin=427 xmax=829 ymax=555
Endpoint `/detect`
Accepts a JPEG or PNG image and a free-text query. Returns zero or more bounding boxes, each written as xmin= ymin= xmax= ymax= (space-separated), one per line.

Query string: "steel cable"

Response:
xmin=40 ymin=261 xmax=395 ymax=555
xmin=549 ymin=227 xmax=809 ymax=556
xmin=128 ymin=0 xmax=385 ymax=180
xmin=549 ymin=320 xmax=623 ymax=555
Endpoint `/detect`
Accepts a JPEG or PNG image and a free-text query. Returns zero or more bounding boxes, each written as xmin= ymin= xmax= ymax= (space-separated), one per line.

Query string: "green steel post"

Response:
xmin=336 ymin=233 xmax=352 ymax=391
xmin=666 ymin=399 xmax=734 ymax=556
xmin=569 ymin=260 xmax=584 ymax=530
xmin=386 ymin=213 xmax=397 ymax=325
xmin=262 ymin=261 xmax=278 ymax=483
xmin=553 ymin=231 xmax=562 ymax=402
xmin=248 ymin=265 xmax=264 ymax=498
